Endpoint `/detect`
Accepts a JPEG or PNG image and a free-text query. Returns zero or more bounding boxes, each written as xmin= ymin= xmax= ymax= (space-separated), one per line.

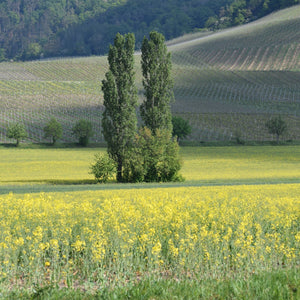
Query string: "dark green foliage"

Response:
xmin=2 ymin=0 xmax=298 ymax=60
xmin=24 ymin=43 xmax=42 ymax=60
xmin=206 ymin=0 xmax=300 ymax=30
xmin=135 ymin=32 xmax=183 ymax=183
xmin=0 ymin=48 xmax=6 ymax=62
xmin=123 ymin=127 xmax=183 ymax=183
xmin=172 ymin=116 xmax=192 ymax=141
xmin=72 ymin=119 xmax=93 ymax=146
xmin=265 ymin=115 xmax=287 ymax=143
xmin=234 ymin=129 xmax=245 ymax=145
xmin=90 ymin=153 xmax=116 ymax=183
xmin=6 ymin=123 xmax=28 ymax=147
xmin=102 ymin=33 xmax=137 ymax=182
xmin=140 ymin=31 xmax=174 ymax=134
xmin=43 ymin=117 xmax=62 ymax=145
xmin=0 ymin=0 xmax=127 ymax=60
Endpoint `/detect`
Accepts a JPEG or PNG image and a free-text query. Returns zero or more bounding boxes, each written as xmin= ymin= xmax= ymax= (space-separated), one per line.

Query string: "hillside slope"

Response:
xmin=1 ymin=0 xmax=299 ymax=61
xmin=0 ymin=5 xmax=299 ymax=143
xmin=170 ymin=5 xmax=300 ymax=141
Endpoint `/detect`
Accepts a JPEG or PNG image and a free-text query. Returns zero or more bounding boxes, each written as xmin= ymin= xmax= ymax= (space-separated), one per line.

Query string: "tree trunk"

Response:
xmin=116 ymin=157 xmax=123 ymax=182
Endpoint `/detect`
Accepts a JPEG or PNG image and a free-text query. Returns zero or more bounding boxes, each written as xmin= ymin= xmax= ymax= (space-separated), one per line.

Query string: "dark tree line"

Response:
xmin=205 ymin=0 xmax=300 ymax=29
xmin=1 ymin=0 xmax=298 ymax=61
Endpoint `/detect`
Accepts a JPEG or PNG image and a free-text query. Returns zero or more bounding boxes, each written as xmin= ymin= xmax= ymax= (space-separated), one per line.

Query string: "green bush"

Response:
xmin=265 ymin=115 xmax=287 ymax=144
xmin=234 ymin=129 xmax=245 ymax=145
xmin=172 ymin=116 xmax=192 ymax=142
xmin=72 ymin=119 xmax=93 ymax=146
xmin=90 ymin=153 xmax=116 ymax=183
xmin=6 ymin=123 xmax=28 ymax=147
xmin=44 ymin=118 xmax=62 ymax=145
xmin=123 ymin=127 xmax=183 ymax=183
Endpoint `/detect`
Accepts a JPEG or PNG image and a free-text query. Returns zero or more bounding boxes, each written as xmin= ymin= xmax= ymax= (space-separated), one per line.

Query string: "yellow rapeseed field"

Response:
xmin=0 ymin=184 xmax=299 ymax=289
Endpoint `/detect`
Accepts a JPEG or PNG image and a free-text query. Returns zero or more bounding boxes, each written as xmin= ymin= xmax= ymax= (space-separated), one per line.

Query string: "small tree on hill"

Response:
xmin=6 ymin=123 xmax=28 ymax=147
xmin=72 ymin=119 xmax=93 ymax=146
xmin=172 ymin=116 xmax=192 ymax=142
xmin=265 ymin=115 xmax=287 ymax=144
xmin=44 ymin=118 xmax=62 ymax=145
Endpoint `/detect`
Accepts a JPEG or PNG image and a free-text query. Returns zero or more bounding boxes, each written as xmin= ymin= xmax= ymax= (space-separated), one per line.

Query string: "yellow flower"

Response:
xmin=45 ymin=261 xmax=51 ymax=267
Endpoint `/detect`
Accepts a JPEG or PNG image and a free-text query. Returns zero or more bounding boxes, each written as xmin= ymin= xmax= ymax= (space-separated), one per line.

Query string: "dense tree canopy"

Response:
xmin=0 ymin=0 xmax=298 ymax=61
xmin=172 ymin=116 xmax=192 ymax=142
xmin=43 ymin=118 xmax=62 ymax=145
xmin=101 ymin=33 xmax=137 ymax=182
xmin=72 ymin=119 xmax=94 ymax=146
xmin=140 ymin=31 xmax=173 ymax=134
xmin=265 ymin=116 xmax=287 ymax=144
xmin=98 ymin=31 xmax=182 ymax=183
xmin=6 ymin=123 xmax=28 ymax=147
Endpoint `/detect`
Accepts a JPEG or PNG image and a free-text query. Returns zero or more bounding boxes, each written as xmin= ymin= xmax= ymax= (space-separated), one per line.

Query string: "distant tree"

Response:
xmin=72 ymin=119 xmax=93 ymax=146
xmin=6 ymin=123 xmax=28 ymax=147
xmin=24 ymin=43 xmax=42 ymax=60
xmin=234 ymin=129 xmax=245 ymax=145
xmin=265 ymin=115 xmax=287 ymax=143
xmin=172 ymin=116 xmax=192 ymax=142
xmin=205 ymin=16 xmax=219 ymax=30
xmin=0 ymin=48 xmax=6 ymax=62
xmin=140 ymin=31 xmax=174 ymax=134
xmin=102 ymin=33 xmax=137 ymax=182
xmin=44 ymin=118 xmax=62 ymax=145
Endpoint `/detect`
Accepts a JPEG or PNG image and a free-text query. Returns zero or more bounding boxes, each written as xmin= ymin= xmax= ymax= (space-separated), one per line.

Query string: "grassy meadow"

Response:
xmin=0 ymin=145 xmax=300 ymax=192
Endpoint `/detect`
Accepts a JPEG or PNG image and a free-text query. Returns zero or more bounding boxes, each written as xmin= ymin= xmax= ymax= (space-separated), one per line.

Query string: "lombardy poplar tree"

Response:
xmin=102 ymin=33 xmax=137 ymax=182
xmin=140 ymin=31 xmax=174 ymax=134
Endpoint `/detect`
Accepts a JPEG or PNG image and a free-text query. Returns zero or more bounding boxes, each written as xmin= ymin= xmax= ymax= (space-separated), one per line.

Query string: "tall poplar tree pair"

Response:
xmin=101 ymin=31 xmax=179 ymax=182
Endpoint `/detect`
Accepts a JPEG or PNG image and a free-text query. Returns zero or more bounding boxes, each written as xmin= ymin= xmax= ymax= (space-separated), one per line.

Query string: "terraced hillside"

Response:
xmin=0 ymin=5 xmax=299 ymax=143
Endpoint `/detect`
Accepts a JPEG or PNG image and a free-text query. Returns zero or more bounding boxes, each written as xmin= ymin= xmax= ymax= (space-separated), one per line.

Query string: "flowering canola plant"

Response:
xmin=0 ymin=184 xmax=299 ymax=289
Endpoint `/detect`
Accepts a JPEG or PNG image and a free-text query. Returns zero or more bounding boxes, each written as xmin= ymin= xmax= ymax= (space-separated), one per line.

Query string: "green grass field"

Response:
xmin=0 ymin=5 xmax=299 ymax=143
xmin=1 ymin=145 xmax=299 ymax=194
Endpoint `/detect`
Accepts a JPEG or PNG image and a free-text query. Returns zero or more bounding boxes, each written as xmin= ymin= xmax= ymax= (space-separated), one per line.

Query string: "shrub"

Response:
xmin=6 ymin=123 xmax=28 ymax=147
xmin=123 ymin=127 xmax=183 ymax=183
xmin=44 ymin=118 xmax=62 ymax=145
xmin=90 ymin=153 xmax=116 ymax=183
xmin=172 ymin=116 xmax=192 ymax=142
xmin=265 ymin=116 xmax=287 ymax=144
xmin=72 ymin=119 xmax=93 ymax=146
xmin=234 ymin=129 xmax=245 ymax=145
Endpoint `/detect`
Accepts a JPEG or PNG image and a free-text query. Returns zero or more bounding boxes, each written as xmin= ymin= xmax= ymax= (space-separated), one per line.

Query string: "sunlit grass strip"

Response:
xmin=1 ymin=146 xmax=300 ymax=184
xmin=0 ymin=184 xmax=299 ymax=290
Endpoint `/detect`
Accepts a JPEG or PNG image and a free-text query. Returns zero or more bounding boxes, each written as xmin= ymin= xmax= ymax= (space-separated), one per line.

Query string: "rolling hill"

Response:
xmin=2 ymin=0 xmax=298 ymax=61
xmin=0 ymin=5 xmax=299 ymax=143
